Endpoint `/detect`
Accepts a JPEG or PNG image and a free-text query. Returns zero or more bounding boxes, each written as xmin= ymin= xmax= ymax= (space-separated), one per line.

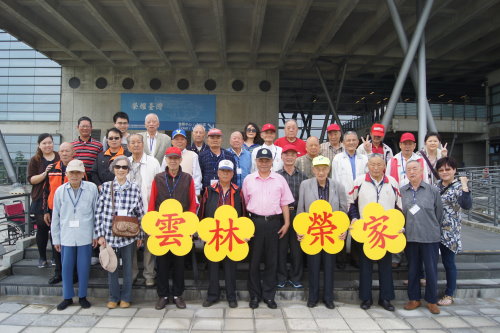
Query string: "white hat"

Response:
xmin=99 ymin=245 xmax=117 ymax=273
xmin=218 ymin=160 xmax=234 ymax=170
xmin=66 ymin=159 xmax=85 ymax=173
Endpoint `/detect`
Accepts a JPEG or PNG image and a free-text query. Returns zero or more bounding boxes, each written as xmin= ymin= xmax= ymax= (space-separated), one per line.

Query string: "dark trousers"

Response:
xmin=277 ymin=212 xmax=303 ymax=283
xmin=440 ymin=243 xmax=457 ymax=297
xmin=307 ymin=251 xmax=335 ymax=304
xmin=35 ymin=214 xmax=50 ymax=261
xmin=49 ymin=232 xmax=62 ymax=277
xmin=207 ymin=259 xmax=236 ymax=302
xmin=359 ymin=251 xmax=394 ymax=302
xmin=156 ymin=252 xmax=185 ymax=297
xmin=248 ymin=215 xmax=280 ymax=300
xmin=406 ymin=242 xmax=439 ymax=303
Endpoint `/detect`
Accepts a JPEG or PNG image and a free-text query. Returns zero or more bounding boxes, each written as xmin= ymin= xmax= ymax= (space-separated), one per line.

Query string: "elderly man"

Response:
xmin=295 ymin=136 xmax=320 ymax=178
xmin=42 ymin=142 xmax=76 ymax=285
xmin=243 ymin=148 xmax=294 ymax=309
xmin=198 ymin=128 xmax=237 ymax=192
xmin=274 ymin=119 xmax=306 ymax=156
xmin=127 ymin=133 xmax=161 ymax=287
xmin=357 ymin=123 xmax=393 ymax=164
xmin=102 ymin=112 xmax=130 ymax=150
xmin=320 ymin=123 xmax=344 ymax=161
xmin=227 ymin=131 xmax=251 ymax=187
xmin=161 ymin=129 xmax=202 ymax=196
xmin=276 ymin=145 xmax=307 ymax=289
xmin=348 ymin=154 xmax=402 ymax=312
xmin=140 ymin=113 xmax=171 ymax=164
xmin=401 ymin=160 xmax=443 ymax=315
xmin=72 ymin=116 xmax=103 ymax=174
xmin=188 ymin=124 xmax=209 ymax=154
xmin=51 ymin=159 xmax=99 ymax=310
xmin=251 ymin=123 xmax=283 ymax=172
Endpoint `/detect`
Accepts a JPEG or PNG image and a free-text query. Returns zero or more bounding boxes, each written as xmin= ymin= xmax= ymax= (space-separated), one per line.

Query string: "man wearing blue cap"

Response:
xmin=162 ymin=129 xmax=202 ymax=196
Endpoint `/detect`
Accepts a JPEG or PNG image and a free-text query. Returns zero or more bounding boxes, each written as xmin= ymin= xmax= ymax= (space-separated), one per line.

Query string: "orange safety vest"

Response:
xmin=47 ymin=161 xmax=68 ymax=210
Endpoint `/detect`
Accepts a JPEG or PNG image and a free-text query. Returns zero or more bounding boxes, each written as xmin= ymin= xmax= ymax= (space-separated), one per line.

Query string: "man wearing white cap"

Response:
xmin=198 ymin=160 xmax=246 ymax=308
xmin=51 ymin=159 xmax=99 ymax=311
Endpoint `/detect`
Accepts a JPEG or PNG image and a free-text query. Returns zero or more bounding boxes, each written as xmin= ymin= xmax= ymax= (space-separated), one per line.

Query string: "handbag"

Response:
xmin=110 ymin=185 xmax=140 ymax=237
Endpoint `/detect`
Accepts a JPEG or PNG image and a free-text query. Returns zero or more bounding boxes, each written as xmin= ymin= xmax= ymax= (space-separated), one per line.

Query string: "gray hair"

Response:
xmin=109 ymin=155 xmax=131 ymax=173
xmin=344 ymin=130 xmax=358 ymax=138
xmin=192 ymin=124 xmax=206 ymax=132
xmin=127 ymin=133 xmax=144 ymax=144
xmin=406 ymin=159 xmax=421 ymax=169
xmin=368 ymin=153 xmax=386 ymax=163
xmin=285 ymin=119 xmax=298 ymax=127
xmin=145 ymin=113 xmax=159 ymax=123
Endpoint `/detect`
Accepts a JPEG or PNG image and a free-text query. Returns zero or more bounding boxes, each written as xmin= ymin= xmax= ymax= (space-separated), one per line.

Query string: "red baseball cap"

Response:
xmin=165 ymin=146 xmax=182 ymax=157
xmin=370 ymin=123 xmax=385 ymax=136
xmin=207 ymin=128 xmax=222 ymax=136
xmin=282 ymin=145 xmax=298 ymax=154
xmin=400 ymin=132 xmax=416 ymax=143
xmin=327 ymin=123 xmax=341 ymax=132
xmin=261 ymin=123 xmax=276 ymax=132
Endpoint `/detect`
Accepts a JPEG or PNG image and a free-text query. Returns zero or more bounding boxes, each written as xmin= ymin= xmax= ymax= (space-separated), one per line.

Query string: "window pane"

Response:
xmin=9 ymin=67 xmax=35 ymax=76
xmin=35 ymin=76 xmax=60 ymax=85
xmin=8 ymin=95 xmax=33 ymax=103
xmin=34 ymin=103 xmax=59 ymax=112
xmin=9 ymin=77 xmax=35 ymax=84
xmin=35 ymin=67 xmax=61 ymax=76
xmin=8 ymin=85 xmax=34 ymax=93
xmin=33 ymin=94 xmax=59 ymax=103
xmin=34 ymin=85 xmax=60 ymax=94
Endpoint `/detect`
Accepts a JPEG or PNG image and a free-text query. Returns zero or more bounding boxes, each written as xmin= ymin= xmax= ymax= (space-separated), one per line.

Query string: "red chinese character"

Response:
xmin=363 ymin=215 xmax=397 ymax=249
xmin=155 ymin=213 xmax=186 ymax=247
xmin=208 ymin=218 xmax=245 ymax=252
xmin=307 ymin=211 xmax=337 ymax=246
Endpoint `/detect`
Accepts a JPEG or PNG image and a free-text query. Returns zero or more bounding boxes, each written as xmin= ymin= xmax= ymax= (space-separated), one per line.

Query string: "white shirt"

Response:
xmin=250 ymin=143 xmax=283 ymax=172
xmin=161 ymin=148 xmax=202 ymax=195
xmin=127 ymin=154 xmax=161 ymax=212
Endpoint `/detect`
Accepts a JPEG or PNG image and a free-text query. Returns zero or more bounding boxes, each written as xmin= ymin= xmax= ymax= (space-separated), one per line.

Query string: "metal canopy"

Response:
xmin=0 ymin=0 xmax=499 ymax=83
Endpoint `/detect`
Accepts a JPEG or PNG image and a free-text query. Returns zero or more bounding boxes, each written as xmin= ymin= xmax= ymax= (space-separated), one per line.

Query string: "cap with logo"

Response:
xmin=312 ymin=155 xmax=331 ymax=166
xmin=256 ymin=148 xmax=274 ymax=159
xmin=261 ymin=123 xmax=276 ymax=132
xmin=218 ymin=160 xmax=234 ymax=170
xmin=207 ymin=128 xmax=223 ymax=136
xmin=327 ymin=123 xmax=341 ymax=132
xmin=66 ymin=159 xmax=86 ymax=173
xmin=165 ymin=146 xmax=182 ymax=157
xmin=370 ymin=123 xmax=385 ymax=137
xmin=400 ymin=132 xmax=416 ymax=143
xmin=172 ymin=129 xmax=187 ymax=139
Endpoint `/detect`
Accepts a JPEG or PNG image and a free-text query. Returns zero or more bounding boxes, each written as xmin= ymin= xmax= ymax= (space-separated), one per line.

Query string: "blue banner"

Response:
xmin=121 ymin=93 xmax=216 ymax=131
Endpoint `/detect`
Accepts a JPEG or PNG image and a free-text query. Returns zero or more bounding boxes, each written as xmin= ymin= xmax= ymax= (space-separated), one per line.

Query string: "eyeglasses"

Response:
xmin=113 ymin=165 xmax=129 ymax=170
xmin=246 ymin=128 xmax=257 ymax=133
xmin=108 ymin=136 xmax=121 ymax=141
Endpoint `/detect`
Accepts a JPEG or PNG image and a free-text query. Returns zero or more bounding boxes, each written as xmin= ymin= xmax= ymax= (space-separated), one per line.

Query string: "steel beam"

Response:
xmin=279 ymin=0 xmax=313 ymax=64
xmin=381 ymin=0 xmax=434 ymax=129
xmin=386 ymin=0 xmax=437 ymax=132
xmin=212 ymin=0 xmax=227 ymax=67
xmin=417 ymin=5 xmax=427 ymax=149
xmin=249 ymin=0 xmax=267 ymax=66
xmin=169 ymin=0 xmax=199 ymax=67
xmin=315 ymin=63 xmax=342 ymax=143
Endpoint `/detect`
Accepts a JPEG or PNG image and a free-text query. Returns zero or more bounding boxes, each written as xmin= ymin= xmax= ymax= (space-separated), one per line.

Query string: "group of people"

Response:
xmin=27 ymin=112 xmax=471 ymax=315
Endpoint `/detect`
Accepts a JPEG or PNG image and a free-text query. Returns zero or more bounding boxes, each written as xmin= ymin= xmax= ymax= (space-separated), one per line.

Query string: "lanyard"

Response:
xmin=370 ymin=178 xmax=384 ymax=203
xmin=218 ymin=184 xmax=231 ymax=205
xmin=400 ymin=155 xmax=408 ymax=175
xmin=67 ymin=187 xmax=83 ymax=215
xmin=149 ymin=137 xmax=155 ymax=152
xmin=165 ymin=173 xmax=181 ymax=197
xmin=410 ymin=187 xmax=418 ymax=204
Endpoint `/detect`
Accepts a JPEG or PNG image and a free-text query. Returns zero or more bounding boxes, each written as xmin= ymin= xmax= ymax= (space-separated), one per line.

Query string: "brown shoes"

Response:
xmin=173 ymin=296 xmax=186 ymax=309
xmin=404 ymin=300 xmax=421 ymax=310
xmin=155 ymin=297 xmax=169 ymax=310
xmin=427 ymin=303 xmax=440 ymax=314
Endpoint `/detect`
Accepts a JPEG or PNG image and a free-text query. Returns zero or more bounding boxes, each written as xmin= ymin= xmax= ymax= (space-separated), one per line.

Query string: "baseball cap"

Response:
xmin=261 ymin=123 xmax=276 ymax=132
xmin=99 ymin=244 xmax=117 ymax=273
xmin=327 ymin=123 xmax=341 ymax=132
xmin=172 ymin=129 xmax=187 ymax=139
xmin=282 ymin=144 xmax=298 ymax=154
xmin=371 ymin=123 xmax=385 ymax=137
xmin=207 ymin=128 xmax=222 ymax=136
xmin=400 ymin=132 xmax=416 ymax=143
xmin=312 ymin=155 xmax=330 ymax=166
xmin=165 ymin=146 xmax=182 ymax=157
xmin=66 ymin=159 xmax=85 ymax=173
xmin=218 ymin=160 xmax=234 ymax=170
xmin=256 ymin=148 xmax=274 ymax=159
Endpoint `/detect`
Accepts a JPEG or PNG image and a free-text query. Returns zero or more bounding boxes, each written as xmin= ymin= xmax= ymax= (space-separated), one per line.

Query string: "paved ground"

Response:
xmin=0 ymin=295 xmax=500 ymax=332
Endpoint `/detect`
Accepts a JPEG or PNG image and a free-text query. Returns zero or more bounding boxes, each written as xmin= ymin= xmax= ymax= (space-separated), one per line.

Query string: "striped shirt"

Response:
xmin=277 ymin=167 xmax=307 ymax=209
xmin=72 ymin=137 xmax=103 ymax=173
xmin=319 ymin=142 xmax=344 ymax=161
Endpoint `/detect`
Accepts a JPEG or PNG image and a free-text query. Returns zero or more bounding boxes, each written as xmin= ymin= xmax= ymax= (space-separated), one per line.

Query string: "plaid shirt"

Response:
xmin=95 ymin=179 xmax=145 ymax=248
xmin=320 ymin=142 xmax=344 ymax=161
xmin=198 ymin=148 xmax=237 ymax=190
xmin=277 ymin=167 xmax=307 ymax=209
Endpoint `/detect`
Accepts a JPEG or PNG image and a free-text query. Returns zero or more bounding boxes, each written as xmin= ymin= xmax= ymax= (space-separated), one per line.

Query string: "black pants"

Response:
xmin=248 ymin=215 xmax=280 ymax=300
xmin=207 ymin=259 xmax=236 ymax=302
xmin=277 ymin=212 xmax=303 ymax=283
xmin=35 ymin=214 xmax=50 ymax=261
xmin=406 ymin=242 xmax=439 ymax=303
xmin=49 ymin=232 xmax=62 ymax=277
xmin=307 ymin=251 xmax=335 ymax=303
xmin=156 ymin=252 xmax=185 ymax=297
xmin=359 ymin=251 xmax=394 ymax=302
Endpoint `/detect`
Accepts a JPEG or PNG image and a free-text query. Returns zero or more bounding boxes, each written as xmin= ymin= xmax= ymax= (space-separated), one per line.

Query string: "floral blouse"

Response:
xmin=437 ymin=180 xmax=472 ymax=253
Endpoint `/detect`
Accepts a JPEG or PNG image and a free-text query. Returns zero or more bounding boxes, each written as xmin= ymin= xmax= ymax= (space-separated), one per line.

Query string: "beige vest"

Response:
xmin=181 ymin=150 xmax=196 ymax=175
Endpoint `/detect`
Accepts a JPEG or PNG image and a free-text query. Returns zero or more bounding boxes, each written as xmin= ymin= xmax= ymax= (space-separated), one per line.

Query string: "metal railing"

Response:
xmin=459 ymin=166 xmax=500 ymax=226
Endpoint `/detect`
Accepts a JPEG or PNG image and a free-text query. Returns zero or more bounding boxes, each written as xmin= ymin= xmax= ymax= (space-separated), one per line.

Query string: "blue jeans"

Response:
xmin=108 ymin=242 xmax=135 ymax=303
xmin=439 ymin=243 xmax=457 ymax=297
xmin=61 ymin=244 xmax=92 ymax=299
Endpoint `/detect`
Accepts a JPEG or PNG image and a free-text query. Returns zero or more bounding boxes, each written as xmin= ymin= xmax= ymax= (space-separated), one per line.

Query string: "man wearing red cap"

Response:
xmin=357 ymin=123 xmax=393 ymax=164
xmin=320 ymin=123 xmax=344 ymax=161
xmin=274 ymin=119 xmax=307 ymax=157
xmin=251 ymin=123 xmax=283 ymax=172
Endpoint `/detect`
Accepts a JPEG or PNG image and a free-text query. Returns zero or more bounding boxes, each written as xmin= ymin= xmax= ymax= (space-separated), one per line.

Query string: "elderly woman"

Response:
xmin=296 ymin=155 xmax=348 ymax=309
xmin=95 ymin=155 xmax=144 ymax=309
xmin=417 ymin=132 xmax=448 ymax=185
xmin=91 ymin=127 xmax=131 ymax=190
xmin=435 ymin=157 xmax=472 ymax=306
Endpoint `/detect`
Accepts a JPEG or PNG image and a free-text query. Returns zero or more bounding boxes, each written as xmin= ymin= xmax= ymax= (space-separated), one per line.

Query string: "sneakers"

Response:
xmin=276 ymin=281 xmax=287 ymax=288
xmin=38 ymin=259 xmax=48 ymax=268
xmin=202 ymin=299 xmax=217 ymax=307
xmin=79 ymin=297 xmax=91 ymax=309
xmin=145 ymin=278 xmax=156 ymax=287
xmin=57 ymin=298 xmax=73 ymax=311
xmin=289 ymin=280 xmax=303 ymax=288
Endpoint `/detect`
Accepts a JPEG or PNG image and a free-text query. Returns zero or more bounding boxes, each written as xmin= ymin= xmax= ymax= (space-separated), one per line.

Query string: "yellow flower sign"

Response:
xmin=350 ymin=202 xmax=406 ymax=260
xmin=198 ymin=205 xmax=255 ymax=262
xmin=141 ymin=199 xmax=199 ymax=256
xmin=293 ymin=200 xmax=350 ymax=255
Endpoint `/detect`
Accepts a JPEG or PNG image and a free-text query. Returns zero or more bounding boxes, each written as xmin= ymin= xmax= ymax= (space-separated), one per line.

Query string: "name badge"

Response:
xmin=118 ymin=209 xmax=128 ymax=216
xmin=210 ymin=179 xmax=218 ymax=186
xmin=409 ymin=204 xmax=420 ymax=215
xmin=237 ymin=168 xmax=242 ymax=175
xmin=69 ymin=220 xmax=80 ymax=228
